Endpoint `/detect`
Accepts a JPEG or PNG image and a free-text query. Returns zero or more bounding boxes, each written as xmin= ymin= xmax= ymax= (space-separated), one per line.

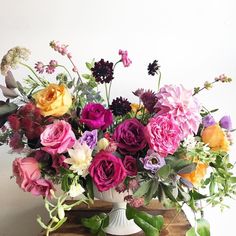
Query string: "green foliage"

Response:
xmin=186 ymin=218 xmax=210 ymax=236
xmin=81 ymin=213 xmax=109 ymax=235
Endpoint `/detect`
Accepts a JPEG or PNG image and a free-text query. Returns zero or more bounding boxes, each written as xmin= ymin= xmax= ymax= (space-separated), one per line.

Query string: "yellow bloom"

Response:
xmin=97 ymin=138 xmax=110 ymax=151
xmin=201 ymin=124 xmax=229 ymax=152
xmin=180 ymin=161 xmax=207 ymax=186
xmin=130 ymin=103 xmax=144 ymax=115
xmin=33 ymin=83 xmax=72 ymax=117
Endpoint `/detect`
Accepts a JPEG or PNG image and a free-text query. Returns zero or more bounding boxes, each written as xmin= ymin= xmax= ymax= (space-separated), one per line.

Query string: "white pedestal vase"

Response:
xmin=93 ymin=185 xmax=142 ymax=235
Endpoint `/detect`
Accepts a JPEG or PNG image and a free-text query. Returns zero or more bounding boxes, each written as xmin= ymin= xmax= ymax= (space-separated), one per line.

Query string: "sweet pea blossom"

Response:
xmin=64 ymin=142 xmax=92 ymax=177
xmin=219 ymin=115 xmax=232 ymax=131
xmin=119 ymin=49 xmax=132 ymax=67
xmin=202 ymin=114 xmax=216 ymax=128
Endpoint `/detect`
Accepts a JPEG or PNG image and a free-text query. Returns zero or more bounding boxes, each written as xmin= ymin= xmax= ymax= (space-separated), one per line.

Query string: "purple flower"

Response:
xmin=79 ymin=130 xmax=98 ymax=149
xmin=202 ymin=114 xmax=216 ymax=128
xmin=140 ymin=150 xmax=165 ymax=173
xmin=219 ymin=115 xmax=232 ymax=131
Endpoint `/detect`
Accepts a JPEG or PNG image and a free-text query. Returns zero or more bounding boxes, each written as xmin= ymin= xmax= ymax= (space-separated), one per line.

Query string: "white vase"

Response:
xmin=93 ymin=185 xmax=142 ymax=235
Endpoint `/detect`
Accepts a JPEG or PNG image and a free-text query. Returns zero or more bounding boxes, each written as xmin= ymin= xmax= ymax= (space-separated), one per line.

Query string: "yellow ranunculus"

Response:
xmin=130 ymin=103 xmax=144 ymax=115
xmin=33 ymin=83 xmax=72 ymax=117
xmin=180 ymin=162 xmax=207 ymax=186
xmin=201 ymin=124 xmax=229 ymax=152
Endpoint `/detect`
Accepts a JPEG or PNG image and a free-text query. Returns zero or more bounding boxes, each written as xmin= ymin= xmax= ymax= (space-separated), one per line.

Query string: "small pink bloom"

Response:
xmin=35 ymin=62 xmax=45 ymax=74
xmin=13 ymin=157 xmax=41 ymax=190
xmin=119 ymin=49 xmax=132 ymax=67
xmin=9 ymin=132 xmax=24 ymax=151
xmin=40 ymin=120 xmax=76 ymax=155
xmin=145 ymin=114 xmax=182 ymax=157
xmin=129 ymin=197 xmax=144 ymax=208
xmin=128 ymin=179 xmax=139 ymax=191
xmin=115 ymin=182 xmax=127 ymax=193
xmin=72 ymin=66 xmax=78 ymax=72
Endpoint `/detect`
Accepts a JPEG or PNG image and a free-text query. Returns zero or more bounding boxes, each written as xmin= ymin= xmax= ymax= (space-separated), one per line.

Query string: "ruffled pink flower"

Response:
xmin=40 ymin=120 xmax=76 ymax=155
xmin=145 ymin=114 xmax=182 ymax=157
xmin=35 ymin=62 xmax=45 ymax=74
xmin=46 ymin=60 xmax=58 ymax=74
xmin=119 ymin=49 xmax=132 ymax=67
xmin=155 ymin=84 xmax=201 ymax=139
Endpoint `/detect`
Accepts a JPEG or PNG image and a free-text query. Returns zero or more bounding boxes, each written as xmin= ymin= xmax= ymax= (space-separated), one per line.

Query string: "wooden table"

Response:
xmin=39 ymin=200 xmax=191 ymax=236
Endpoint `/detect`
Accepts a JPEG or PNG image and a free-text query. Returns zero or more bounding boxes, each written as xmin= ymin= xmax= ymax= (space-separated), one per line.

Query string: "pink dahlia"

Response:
xmin=155 ymin=84 xmax=201 ymax=139
xmin=145 ymin=114 xmax=182 ymax=157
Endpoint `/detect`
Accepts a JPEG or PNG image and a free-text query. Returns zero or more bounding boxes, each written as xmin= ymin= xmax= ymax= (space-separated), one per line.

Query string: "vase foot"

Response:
xmin=104 ymin=202 xmax=141 ymax=236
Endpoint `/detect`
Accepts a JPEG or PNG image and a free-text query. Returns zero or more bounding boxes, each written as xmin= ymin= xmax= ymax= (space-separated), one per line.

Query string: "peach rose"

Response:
xmin=33 ymin=83 xmax=72 ymax=117
xmin=180 ymin=161 xmax=207 ymax=186
xmin=201 ymin=124 xmax=229 ymax=152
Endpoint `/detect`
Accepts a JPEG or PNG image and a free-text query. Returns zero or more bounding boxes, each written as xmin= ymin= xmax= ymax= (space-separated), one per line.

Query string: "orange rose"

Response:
xmin=180 ymin=162 xmax=207 ymax=186
xmin=201 ymin=124 xmax=229 ymax=152
xmin=33 ymin=84 xmax=72 ymax=117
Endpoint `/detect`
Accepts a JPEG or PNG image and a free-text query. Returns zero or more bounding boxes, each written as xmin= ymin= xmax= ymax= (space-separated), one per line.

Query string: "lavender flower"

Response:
xmin=219 ymin=115 xmax=232 ymax=131
xmin=202 ymin=114 xmax=216 ymax=128
xmin=140 ymin=149 xmax=165 ymax=173
xmin=79 ymin=130 xmax=98 ymax=149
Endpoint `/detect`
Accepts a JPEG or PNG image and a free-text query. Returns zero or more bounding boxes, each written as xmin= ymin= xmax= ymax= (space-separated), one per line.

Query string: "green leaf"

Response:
xmin=134 ymin=216 xmax=159 ymax=236
xmin=145 ymin=180 xmax=159 ymax=203
xmin=230 ymin=177 xmax=236 ymax=183
xmin=133 ymin=180 xmax=152 ymax=197
xmin=197 ymin=219 xmax=210 ymax=236
xmin=157 ymin=165 xmax=171 ymax=179
xmin=172 ymin=159 xmax=192 ymax=171
xmin=177 ymin=163 xmax=197 ymax=174
xmin=190 ymin=190 xmax=208 ymax=200
xmin=0 ymin=101 xmax=18 ymax=116
xmin=161 ymin=184 xmax=177 ymax=202
xmin=85 ymin=175 xmax=94 ymax=199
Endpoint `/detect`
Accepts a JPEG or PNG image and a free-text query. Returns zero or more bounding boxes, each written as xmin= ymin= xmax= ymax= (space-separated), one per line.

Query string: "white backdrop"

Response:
xmin=0 ymin=0 xmax=236 ymax=235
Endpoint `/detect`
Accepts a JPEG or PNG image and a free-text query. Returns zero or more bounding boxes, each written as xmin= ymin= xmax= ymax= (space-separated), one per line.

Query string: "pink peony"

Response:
xmin=119 ymin=49 xmax=132 ymax=67
xmin=113 ymin=118 xmax=147 ymax=154
xmin=155 ymin=84 xmax=201 ymax=139
xmin=89 ymin=151 xmax=127 ymax=191
xmin=40 ymin=120 xmax=76 ymax=155
xmin=12 ymin=157 xmax=41 ymax=190
xmin=80 ymin=103 xmax=113 ymax=130
xmin=145 ymin=114 xmax=182 ymax=157
xmin=123 ymin=155 xmax=138 ymax=176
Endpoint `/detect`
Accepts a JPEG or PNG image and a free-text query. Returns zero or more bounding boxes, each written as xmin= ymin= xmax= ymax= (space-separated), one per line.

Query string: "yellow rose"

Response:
xmin=180 ymin=162 xmax=207 ymax=186
xmin=33 ymin=83 xmax=72 ymax=117
xmin=201 ymin=124 xmax=229 ymax=152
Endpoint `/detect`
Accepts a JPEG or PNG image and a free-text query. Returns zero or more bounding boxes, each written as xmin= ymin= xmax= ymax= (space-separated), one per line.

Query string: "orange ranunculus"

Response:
xmin=130 ymin=103 xmax=145 ymax=115
xmin=180 ymin=162 xmax=207 ymax=186
xmin=201 ymin=124 xmax=229 ymax=152
xmin=33 ymin=84 xmax=72 ymax=117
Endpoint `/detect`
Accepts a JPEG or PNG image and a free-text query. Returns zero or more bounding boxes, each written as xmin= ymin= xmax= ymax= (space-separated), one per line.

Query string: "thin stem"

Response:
xmin=19 ymin=62 xmax=46 ymax=86
xmin=163 ymin=208 xmax=181 ymax=231
xmin=105 ymin=83 xmax=109 ymax=106
xmin=193 ymin=80 xmax=218 ymax=96
xmin=157 ymin=71 xmax=161 ymax=91
xmin=108 ymin=81 xmax=112 ymax=104
xmin=68 ymin=58 xmax=83 ymax=84
xmin=57 ymin=65 xmax=73 ymax=80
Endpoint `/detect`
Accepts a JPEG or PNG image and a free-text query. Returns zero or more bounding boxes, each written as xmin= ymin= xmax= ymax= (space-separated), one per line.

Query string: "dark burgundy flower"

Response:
xmin=147 ymin=60 xmax=160 ymax=76
xmin=109 ymin=97 xmax=131 ymax=116
xmin=8 ymin=115 xmax=20 ymax=131
xmin=91 ymin=59 xmax=114 ymax=84
xmin=113 ymin=118 xmax=147 ymax=154
xmin=123 ymin=155 xmax=138 ymax=176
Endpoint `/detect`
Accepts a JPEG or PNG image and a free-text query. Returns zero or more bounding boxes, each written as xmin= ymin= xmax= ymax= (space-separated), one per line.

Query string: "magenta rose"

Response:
xmin=13 ymin=157 xmax=41 ymax=189
xmin=40 ymin=120 xmax=76 ymax=155
xmin=80 ymin=103 xmax=113 ymax=130
xmin=113 ymin=118 xmax=147 ymax=154
xmin=145 ymin=114 xmax=182 ymax=157
xmin=89 ymin=151 xmax=127 ymax=191
xmin=123 ymin=155 xmax=138 ymax=176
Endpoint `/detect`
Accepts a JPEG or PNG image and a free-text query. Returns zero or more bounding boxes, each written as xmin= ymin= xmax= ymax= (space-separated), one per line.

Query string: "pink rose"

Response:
xmin=145 ymin=114 xmax=182 ymax=157
xmin=80 ymin=103 xmax=113 ymax=130
xmin=89 ymin=151 xmax=127 ymax=191
xmin=113 ymin=118 xmax=147 ymax=154
xmin=29 ymin=179 xmax=55 ymax=199
xmin=13 ymin=157 xmax=41 ymax=189
xmin=119 ymin=49 xmax=132 ymax=67
xmin=123 ymin=156 xmax=138 ymax=176
xmin=40 ymin=120 xmax=76 ymax=155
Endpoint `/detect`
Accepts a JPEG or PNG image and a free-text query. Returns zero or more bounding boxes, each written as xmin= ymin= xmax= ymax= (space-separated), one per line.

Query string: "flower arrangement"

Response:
xmin=0 ymin=41 xmax=235 ymax=236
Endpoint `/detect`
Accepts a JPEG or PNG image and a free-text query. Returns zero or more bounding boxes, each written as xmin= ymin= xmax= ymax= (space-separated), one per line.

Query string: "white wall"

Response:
xmin=0 ymin=0 xmax=236 ymax=235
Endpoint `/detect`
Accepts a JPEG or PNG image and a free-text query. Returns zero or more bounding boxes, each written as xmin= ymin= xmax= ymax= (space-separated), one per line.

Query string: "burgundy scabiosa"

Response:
xmin=91 ymin=59 xmax=114 ymax=84
xmin=147 ymin=60 xmax=160 ymax=76
xmin=109 ymin=97 xmax=131 ymax=116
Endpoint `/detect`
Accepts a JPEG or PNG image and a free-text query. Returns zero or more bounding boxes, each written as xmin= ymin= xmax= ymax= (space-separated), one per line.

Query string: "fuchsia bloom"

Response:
xmin=80 ymin=103 xmax=113 ymax=130
xmin=155 ymin=84 xmax=201 ymax=139
xmin=40 ymin=120 xmax=76 ymax=155
xmin=119 ymin=49 xmax=132 ymax=67
xmin=35 ymin=62 xmax=45 ymax=74
xmin=89 ymin=151 xmax=127 ymax=191
xmin=145 ymin=114 xmax=182 ymax=157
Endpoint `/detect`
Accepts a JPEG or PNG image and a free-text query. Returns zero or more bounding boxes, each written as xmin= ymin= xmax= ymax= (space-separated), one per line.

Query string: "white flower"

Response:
xmin=68 ymin=183 xmax=85 ymax=198
xmin=182 ymin=135 xmax=197 ymax=151
xmin=96 ymin=137 xmax=109 ymax=151
xmin=64 ymin=142 xmax=92 ymax=177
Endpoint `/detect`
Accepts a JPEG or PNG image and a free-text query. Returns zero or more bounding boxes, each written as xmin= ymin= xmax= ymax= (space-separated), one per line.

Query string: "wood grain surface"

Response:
xmin=39 ymin=200 xmax=191 ymax=236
